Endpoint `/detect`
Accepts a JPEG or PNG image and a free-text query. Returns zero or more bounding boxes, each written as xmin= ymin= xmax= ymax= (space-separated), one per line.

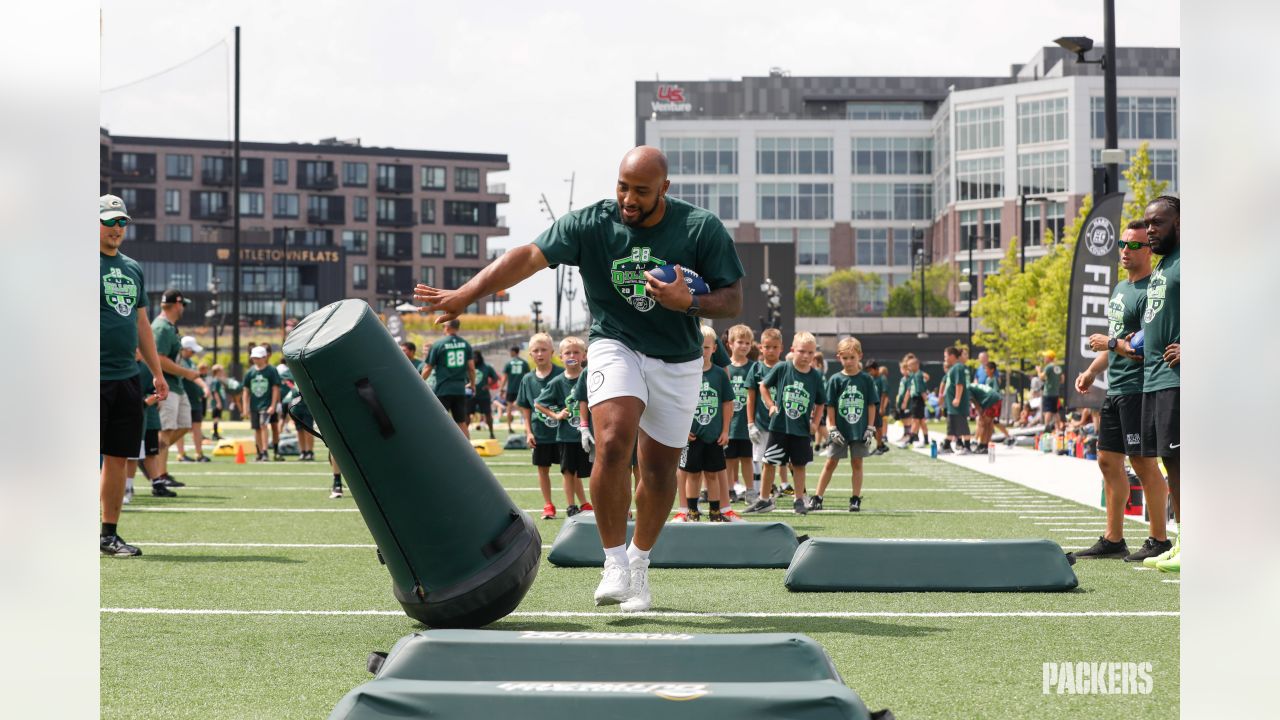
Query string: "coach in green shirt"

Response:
xmin=423 ymin=320 xmax=476 ymax=438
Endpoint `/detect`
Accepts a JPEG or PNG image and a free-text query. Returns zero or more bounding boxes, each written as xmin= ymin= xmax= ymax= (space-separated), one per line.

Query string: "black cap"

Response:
xmin=161 ymin=289 xmax=191 ymax=306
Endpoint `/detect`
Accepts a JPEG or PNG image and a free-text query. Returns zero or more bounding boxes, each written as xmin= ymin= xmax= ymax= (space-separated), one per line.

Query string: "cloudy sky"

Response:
xmin=100 ymin=0 xmax=1178 ymax=318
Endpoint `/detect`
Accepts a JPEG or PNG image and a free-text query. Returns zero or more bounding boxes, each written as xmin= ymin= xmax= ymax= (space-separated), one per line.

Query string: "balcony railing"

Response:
xmin=307 ymin=209 xmax=346 ymax=225
xmin=299 ymin=174 xmax=338 ymax=191
xmin=201 ymin=170 xmax=232 ymax=187
xmin=375 ymin=211 xmax=417 ymax=228
xmin=375 ymin=178 xmax=413 ymax=194
xmin=112 ymin=167 xmax=157 ymax=183
xmin=192 ymin=207 xmax=231 ymax=222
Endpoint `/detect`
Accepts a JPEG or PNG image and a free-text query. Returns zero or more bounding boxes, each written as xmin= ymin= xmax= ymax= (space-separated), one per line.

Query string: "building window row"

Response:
xmin=1091 ymin=148 xmax=1178 ymax=192
xmin=845 ymin=102 xmax=925 ymax=120
xmin=851 ymin=182 xmax=932 ymax=221
xmin=851 ymin=137 xmax=932 ymax=175
xmin=1017 ymin=149 xmax=1069 ymax=195
xmin=1091 ymin=96 xmax=1177 ymax=140
xmin=955 ymin=156 xmax=1004 ymax=201
xmin=152 ymin=151 xmax=491 ymax=193
xmin=796 ymin=228 xmax=830 ymax=266
xmin=955 ymin=105 xmax=1003 ymax=151
xmin=958 ymin=208 xmax=1002 ymax=251
xmin=661 ymin=137 xmax=738 ymax=175
xmin=756 ymin=137 xmax=833 ymax=175
xmin=667 ymin=182 xmax=738 ymax=220
xmin=757 ymin=182 xmax=833 ymax=220
xmin=1017 ymin=96 xmax=1069 ymax=145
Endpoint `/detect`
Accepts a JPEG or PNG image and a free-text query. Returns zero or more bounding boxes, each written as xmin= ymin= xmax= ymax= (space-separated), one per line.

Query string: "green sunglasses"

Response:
xmin=1118 ymin=240 xmax=1148 ymax=250
xmin=101 ymin=217 xmax=131 ymax=227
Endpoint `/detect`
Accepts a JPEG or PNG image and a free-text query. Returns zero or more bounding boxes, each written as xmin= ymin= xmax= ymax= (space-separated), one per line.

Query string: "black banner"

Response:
xmin=1064 ymin=192 xmax=1125 ymax=410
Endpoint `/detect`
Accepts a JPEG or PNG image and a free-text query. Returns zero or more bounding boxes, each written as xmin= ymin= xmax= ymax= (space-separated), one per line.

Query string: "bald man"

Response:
xmin=416 ymin=146 xmax=744 ymax=611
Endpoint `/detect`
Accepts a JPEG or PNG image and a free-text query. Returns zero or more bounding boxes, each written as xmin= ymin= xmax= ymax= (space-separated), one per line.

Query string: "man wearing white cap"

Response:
xmin=152 ymin=288 xmax=207 ymax=489
xmin=179 ymin=336 xmax=212 ymax=462
xmin=100 ymin=194 xmax=169 ymax=556
xmin=242 ymin=346 xmax=282 ymax=461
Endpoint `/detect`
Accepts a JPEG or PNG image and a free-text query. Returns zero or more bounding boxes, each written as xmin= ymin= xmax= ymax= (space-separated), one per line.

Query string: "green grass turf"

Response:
xmin=103 ymin=432 xmax=1178 ymax=719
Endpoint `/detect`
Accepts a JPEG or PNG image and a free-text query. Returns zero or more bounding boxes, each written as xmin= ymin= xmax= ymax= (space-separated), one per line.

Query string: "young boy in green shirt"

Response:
xmin=517 ymin=333 xmax=564 ymax=519
xmin=673 ymin=325 xmax=735 ymax=522
xmin=941 ymin=346 xmax=972 ymax=454
xmin=811 ymin=337 xmax=880 ymax=512
xmin=754 ymin=331 xmax=827 ymax=515
xmin=723 ymin=324 xmax=758 ymax=507
xmin=743 ymin=328 xmax=788 ymax=511
xmin=535 ymin=336 xmax=592 ymax=517
xmin=241 ymin=346 xmax=281 ymax=462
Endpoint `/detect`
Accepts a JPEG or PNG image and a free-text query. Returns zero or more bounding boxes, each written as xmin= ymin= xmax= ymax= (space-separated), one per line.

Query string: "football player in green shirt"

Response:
xmin=501 ymin=345 xmax=531 ymax=433
xmin=471 ymin=350 xmax=499 ymax=440
xmin=422 ymin=320 xmax=476 ymax=439
xmin=754 ymin=332 xmax=827 ymax=515
xmin=941 ymin=346 xmax=972 ymax=454
xmin=812 ymin=337 xmax=880 ymax=512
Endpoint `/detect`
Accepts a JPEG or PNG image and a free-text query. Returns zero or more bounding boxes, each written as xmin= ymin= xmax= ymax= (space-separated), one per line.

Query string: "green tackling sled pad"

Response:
xmin=283 ymin=300 xmax=540 ymax=627
xmin=547 ymin=514 xmax=802 ymax=568
xmin=784 ymin=538 xmax=1078 ymax=592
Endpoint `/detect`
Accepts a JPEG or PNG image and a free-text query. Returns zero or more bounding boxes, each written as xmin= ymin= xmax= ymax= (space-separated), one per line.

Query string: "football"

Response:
xmin=649 ymin=264 xmax=710 ymax=295
xmin=1130 ymin=329 xmax=1145 ymax=357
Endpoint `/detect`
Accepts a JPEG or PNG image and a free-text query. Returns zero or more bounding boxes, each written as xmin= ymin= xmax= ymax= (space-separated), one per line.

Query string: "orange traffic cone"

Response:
xmin=235 ymin=442 xmax=247 ymax=464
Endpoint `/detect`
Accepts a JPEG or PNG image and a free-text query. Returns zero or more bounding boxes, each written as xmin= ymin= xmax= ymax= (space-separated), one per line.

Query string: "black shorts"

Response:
xmin=1140 ymin=388 xmax=1179 ymax=458
xmin=1097 ymin=394 xmax=1143 ymax=455
xmin=249 ymin=409 xmax=279 ymax=430
xmin=101 ymin=376 xmax=144 ymax=458
xmin=143 ymin=427 xmax=160 ymax=457
xmin=909 ymin=396 xmax=926 ymax=420
xmin=1042 ymin=396 xmax=1062 ymax=415
xmin=531 ymin=440 xmax=561 ymax=468
xmin=723 ymin=438 xmax=753 ymax=459
xmin=763 ymin=431 xmax=812 ymax=467
xmin=472 ymin=395 xmax=493 ymax=417
xmin=190 ymin=397 xmax=205 ymax=423
xmin=505 ymin=390 xmax=520 ymax=404
xmin=680 ymin=439 xmax=727 ymax=473
xmin=946 ymin=413 xmax=971 ymax=438
xmin=558 ymin=441 xmax=593 ymax=476
xmin=438 ymin=394 xmax=469 ymax=423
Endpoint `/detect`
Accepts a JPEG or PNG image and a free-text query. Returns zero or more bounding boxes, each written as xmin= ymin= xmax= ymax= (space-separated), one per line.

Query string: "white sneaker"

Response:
xmin=593 ymin=556 xmax=632 ymax=606
xmin=123 ymin=479 xmax=133 ymax=505
xmin=620 ymin=560 xmax=651 ymax=612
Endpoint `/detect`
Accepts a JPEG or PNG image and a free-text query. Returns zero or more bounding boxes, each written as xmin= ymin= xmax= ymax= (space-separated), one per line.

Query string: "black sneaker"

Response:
xmin=157 ymin=474 xmax=185 ymax=488
xmin=876 ymin=444 xmax=891 ymax=455
xmin=151 ymin=481 xmax=177 ymax=498
xmin=1124 ymin=537 xmax=1173 ymax=563
xmin=273 ymin=453 xmax=286 ymax=462
xmin=255 ymin=453 xmax=268 ymax=463
xmin=178 ymin=455 xmax=196 ymax=463
xmin=329 ymin=485 xmax=344 ymax=499
xmin=807 ymin=495 xmax=824 ymax=512
xmin=743 ymin=497 xmax=775 ymax=514
xmin=101 ymin=534 xmax=142 ymax=557
xmin=687 ymin=508 xmax=702 ymax=522
xmin=849 ymin=495 xmax=862 ymax=512
xmin=972 ymin=445 xmax=989 ymax=454
xmin=728 ymin=488 xmax=739 ymax=503
xmin=793 ymin=498 xmax=808 ymax=515
xmin=566 ymin=504 xmax=580 ymax=517
xmin=196 ymin=455 xmax=211 ymax=463
xmin=1070 ymin=536 xmax=1130 ymax=560
xmin=708 ymin=510 xmax=725 ymax=523
xmin=939 ymin=445 xmax=955 ymax=455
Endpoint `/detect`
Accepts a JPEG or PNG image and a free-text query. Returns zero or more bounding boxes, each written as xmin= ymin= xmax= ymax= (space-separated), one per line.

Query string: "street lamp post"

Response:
xmin=957 ymin=228 xmax=975 ymax=349
xmin=1055 ymin=0 xmax=1121 ymax=193
xmin=531 ymin=300 xmax=543 ymax=334
xmin=913 ymin=224 xmax=927 ymax=339
xmin=280 ymin=226 xmax=291 ymax=347
xmin=206 ymin=276 xmax=222 ymax=361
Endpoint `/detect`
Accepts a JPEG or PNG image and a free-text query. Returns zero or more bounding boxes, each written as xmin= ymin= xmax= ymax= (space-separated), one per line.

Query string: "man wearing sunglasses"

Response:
xmin=1073 ymin=220 xmax=1171 ymax=563
xmin=100 ymin=194 xmax=169 ymax=556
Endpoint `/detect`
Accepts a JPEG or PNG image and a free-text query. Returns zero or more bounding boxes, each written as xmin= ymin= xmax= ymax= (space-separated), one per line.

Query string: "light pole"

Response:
xmin=957 ymin=228 xmax=975 ymax=349
xmin=564 ymin=272 xmax=577 ymax=332
xmin=1055 ymin=0 xmax=1121 ymax=194
xmin=530 ymin=300 xmax=543 ymax=334
xmin=280 ymin=226 xmax=293 ymax=348
xmin=206 ymin=276 xmax=222 ymax=362
xmin=913 ymin=224 xmax=927 ymax=339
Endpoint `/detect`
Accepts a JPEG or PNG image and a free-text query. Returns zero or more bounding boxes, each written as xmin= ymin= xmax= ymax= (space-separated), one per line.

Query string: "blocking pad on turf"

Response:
xmin=547 ymin=515 xmax=801 ymax=568
xmin=784 ymin=538 xmax=1078 ymax=592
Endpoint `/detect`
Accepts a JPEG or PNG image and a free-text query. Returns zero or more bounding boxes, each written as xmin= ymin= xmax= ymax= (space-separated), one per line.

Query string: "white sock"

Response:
xmin=604 ymin=545 xmax=629 ymax=568
xmin=626 ymin=544 xmax=651 ymax=565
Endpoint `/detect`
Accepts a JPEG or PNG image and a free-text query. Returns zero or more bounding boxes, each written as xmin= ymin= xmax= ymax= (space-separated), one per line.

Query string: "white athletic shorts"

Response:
xmin=159 ymin=391 xmax=192 ymax=431
xmin=585 ymin=339 xmax=702 ymax=449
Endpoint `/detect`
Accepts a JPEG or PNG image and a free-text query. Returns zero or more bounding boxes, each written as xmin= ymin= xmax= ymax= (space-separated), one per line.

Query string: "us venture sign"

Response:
xmin=652 ymin=84 xmax=691 ymax=113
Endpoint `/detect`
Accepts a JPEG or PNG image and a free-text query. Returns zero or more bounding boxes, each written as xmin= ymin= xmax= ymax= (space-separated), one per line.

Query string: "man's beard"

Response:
xmin=621 ymin=195 xmax=661 ymax=226
xmin=1150 ymin=225 xmax=1179 ymax=255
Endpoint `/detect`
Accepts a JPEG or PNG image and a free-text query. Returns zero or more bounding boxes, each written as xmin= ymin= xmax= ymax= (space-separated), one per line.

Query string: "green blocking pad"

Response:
xmin=547 ymin=514 xmax=801 ymax=568
xmin=370 ymin=630 xmax=843 ymax=683
xmin=329 ymin=679 xmax=880 ymax=720
xmin=784 ymin=538 xmax=1078 ymax=592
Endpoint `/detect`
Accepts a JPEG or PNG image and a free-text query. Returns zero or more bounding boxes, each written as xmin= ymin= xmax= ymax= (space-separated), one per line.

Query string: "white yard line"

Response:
xmin=100 ymin=608 xmax=1180 ymax=619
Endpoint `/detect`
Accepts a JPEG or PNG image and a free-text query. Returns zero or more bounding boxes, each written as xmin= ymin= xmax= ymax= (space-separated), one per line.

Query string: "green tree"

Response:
xmin=884 ymin=263 xmax=953 ymax=317
xmin=1121 ymin=142 xmax=1170 ymax=228
xmin=819 ymin=268 xmax=882 ymax=316
xmin=795 ymin=286 xmax=832 ymax=317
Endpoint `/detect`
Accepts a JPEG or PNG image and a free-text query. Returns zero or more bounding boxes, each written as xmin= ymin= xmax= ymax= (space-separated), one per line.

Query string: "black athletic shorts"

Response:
xmin=909 ymin=396 xmax=926 ymax=420
xmin=438 ymin=394 xmax=469 ymax=423
xmin=472 ymin=394 xmax=492 ymax=417
xmin=101 ymin=376 xmax=144 ymax=458
xmin=763 ymin=431 xmax=812 ymax=467
xmin=680 ymin=439 xmax=727 ymax=473
xmin=723 ymin=438 xmax=753 ymax=459
xmin=1097 ymin=394 xmax=1143 ymax=455
xmin=249 ymin=409 xmax=278 ymax=430
xmin=1042 ymin=395 xmax=1062 ymax=415
xmin=946 ymin=413 xmax=971 ymax=438
xmin=143 ymin=427 xmax=160 ymax=457
xmin=189 ymin=396 xmax=205 ymax=423
xmin=531 ymin=440 xmax=561 ymax=468
xmin=505 ymin=390 xmax=520 ymax=404
xmin=558 ymin=441 xmax=593 ymax=476
xmin=1140 ymin=388 xmax=1179 ymax=458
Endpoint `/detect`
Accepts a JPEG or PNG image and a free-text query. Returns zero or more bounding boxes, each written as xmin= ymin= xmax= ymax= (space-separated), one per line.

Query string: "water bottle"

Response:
xmin=988 ymin=441 xmax=996 ymax=464
xmin=930 ymin=440 xmax=938 ymax=459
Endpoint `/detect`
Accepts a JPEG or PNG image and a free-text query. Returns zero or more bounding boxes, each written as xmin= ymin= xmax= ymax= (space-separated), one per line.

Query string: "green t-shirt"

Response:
xmin=181 ymin=357 xmax=203 ymax=404
xmin=208 ymin=377 xmax=227 ymax=407
xmin=137 ymin=361 xmax=162 ymax=430
xmin=944 ymin=363 xmax=971 ymax=416
xmin=503 ymin=358 xmax=530 ymax=394
xmin=151 ymin=316 xmax=184 ymax=397
xmin=1042 ymin=362 xmax=1064 ymax=397
xmin=411 ymin=358 xmax=425 ymax=373
xmin=100 ymin=252 xmax=146 ymax=382
xmin=691 ymin=365 xmax=734 ymax=443
xmin=906 ymin=371 xmax=927 ymax=399
xmin=1142 ymin=247 xmax=1180 ymax=392
xmin=749 ymin=360 xmax=781 ymax=430
xmin=711 ymin=337 xmax=731 ymax=368
xmin=244 ymin=364 xmax=281 ymax=412
xmin=875 ymin=374 xmax=890 ymax=407
xmin=517 ymin=365 xmax=564 ymax=444
xmin=827 ymin=371 xmax=880 ymax=441
xmin=474 ymin=363 xmax=499 ymax=402
xmin=536 ymin=372 xmax=588 ymax=442
xmin=532 ymin=197 xmax=745 ymax=362
xmin=426 ymin=335 xmax=473 ymax=397
xmin=968 ymin=382 xmax=1001 ymax=409
xmin=983 ymin=370 xmax=1000 ymax=390
xmin=762 ymin=362 xmax=827 ymax=437
xmin=726 ymin=360 xmax=757 ymax=440
xmin=1106 ymin=275 xmax=1149 ymax=396
xmin=572 ymin=371 xmax=592 ymax=433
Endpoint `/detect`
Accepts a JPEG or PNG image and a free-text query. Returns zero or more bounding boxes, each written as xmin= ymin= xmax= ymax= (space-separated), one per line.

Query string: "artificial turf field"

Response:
xmin=101 ymin=427 xmax=1178 ymax=719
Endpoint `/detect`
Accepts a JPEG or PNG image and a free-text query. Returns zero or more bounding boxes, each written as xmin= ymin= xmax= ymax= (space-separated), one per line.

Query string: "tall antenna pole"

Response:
xmin=230 ymin=25 xmax=243 ymax=377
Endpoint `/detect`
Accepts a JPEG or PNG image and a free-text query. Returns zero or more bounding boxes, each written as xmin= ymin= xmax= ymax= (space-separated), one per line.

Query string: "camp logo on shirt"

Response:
xmin=694 ymin=381 xmax=719 ymax=426
xmin=566 ymin=401 xmax=583 ymax=429
xmin=838 ymin=386 xmax=865 ymax=424
xmin=1144 ymin=268 xmax=1168 ymax=324
xmin=1107 ymin=290 xmax=1128 ymax=336
xmin=249 ymin=374 xmax=271 ymax=397
xmin=537 ymin=408 xmax=559 ymax=428
xmin=781 ymin=381 xmax=811 ymax=420
xmin=730 ymin=376 xmax=748 ymax=412
xmin=102 ymin=267 xmax=139 ymax=317
xmin=610 ymin=246 xmax=666 ymax=313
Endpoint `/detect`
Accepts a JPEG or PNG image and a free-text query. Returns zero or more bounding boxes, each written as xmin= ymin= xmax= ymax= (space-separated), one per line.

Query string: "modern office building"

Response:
xmin=636 ymin=46 xmax=1178 ymax=314
xmin=100 ymin=129 xmax=509 ymax=323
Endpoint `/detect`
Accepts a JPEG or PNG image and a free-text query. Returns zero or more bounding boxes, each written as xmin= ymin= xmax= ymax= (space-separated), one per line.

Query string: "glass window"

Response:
xmin=1090 ymin=148 xmax=1178 ymax=193
xmin=444 ymin=267 xmax=478 ymax=290
xmin=1017 ymin=97 xmax=1069 ymax=145
xmin=352 ymin=264 xmax=368 ymax=289
xmin=341 ymin=230 xmax=368 ymax=253
xmin=272 ymin=158 xmax=288 ymax=184
xmin=420 ymin=265 xmax=436 ymax=286
xmin=353 ymin=196 xmax=368 ymax=222
xmin=892 ymin=230 xmax=912 ymax=266
xmin=759 ymin=228 xmax=792 ymax=244
xmin=851 ymin=137 xmax=933 ymax=175
xmin=955 ymin=105 xmax=1003 ymax=151
xmin=955 ymin=156 xmax=1004 ymax=201
xmin=273 ymin=193 xmax=299 ymax=219
xmin=756 ymin=182 xmax=833 ymax=220
xmin=420 ymin=232 xmax=446 ymax=257
xmin=420 ymin=198 xmax=436 ymax=224
xmin=164 ymin=189 xmax=181 ymax=215
xmin=164 ymin=225 xmax=192 ymax=243
xmin=845 ymin=102 xmax=925 ymax=120
xmin=421 ymin=166 xmax=446 ymax=190
xmin=453 ymin=233 xmax=479 ymax=258
xmin=343 ymin=162 xmax=368 ymax=187
xmin=851 ymin=183 xmax=931 ymax=220
xmin=855 ymin=228 xmax=889 ymax=266
xmin=796 ymin=228 xmax=830 ymax=266
xmin=239 ymin=191 xmax=264 ymax=217
xmin=455 ymin=167 xmax=480 ymax=191
xmin=666 ymin=182 xmax=738 ymax=220
xmin=755 ymin=138 xmax=833 ymax=175
xmin=658 ymin=137 xmax=738 ymax=175
xmin=1093 ymin=96 xmax=1179 ymax=140
xmin=1017 ymin=149 xmax=1069 ymax=195
xmin=165 ymin=154 xmax=193 ymax=179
